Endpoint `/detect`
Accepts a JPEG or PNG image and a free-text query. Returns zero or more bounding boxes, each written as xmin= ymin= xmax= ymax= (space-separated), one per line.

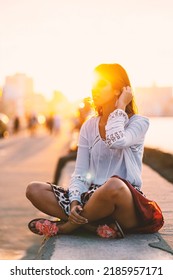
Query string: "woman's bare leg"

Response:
xmin=26 ymin=181 xmax=68 ymax=221
xmin=59 ymin=177 xmax=139 ymax=233
xmin=81 ymin=177 xmax=139 ymax=229
xmin=26 ymin=181 xmax=89 ymax=233
xmin=26 ymin=178 xmax=139 ymax=234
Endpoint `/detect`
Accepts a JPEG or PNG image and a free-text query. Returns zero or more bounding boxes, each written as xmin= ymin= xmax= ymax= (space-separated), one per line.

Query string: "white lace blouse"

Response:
xmin=68 ymin=109 xmax=149 ymax=203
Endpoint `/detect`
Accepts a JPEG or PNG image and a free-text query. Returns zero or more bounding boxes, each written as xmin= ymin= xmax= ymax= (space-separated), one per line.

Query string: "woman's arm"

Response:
xmin=68 ymin=122 xmax=90 ymax=224
xmin=105 ymin=87 xmax=149 ymax=148
xmin=68 ymin=122 xmax=90 ymax=203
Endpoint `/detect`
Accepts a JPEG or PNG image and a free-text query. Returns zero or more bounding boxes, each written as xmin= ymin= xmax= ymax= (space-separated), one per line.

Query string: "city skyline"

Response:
xmin=0 ymin=0 xmax=173 ymax=101
xmin=1 ymin=71 xmax=173 ymax=118
xmin=1 ymin=71 xmax=173 ymax=100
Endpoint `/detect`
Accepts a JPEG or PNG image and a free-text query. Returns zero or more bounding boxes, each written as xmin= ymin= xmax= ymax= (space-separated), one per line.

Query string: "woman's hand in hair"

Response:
xmin=116 ymin=86 xmax=133 ymax=111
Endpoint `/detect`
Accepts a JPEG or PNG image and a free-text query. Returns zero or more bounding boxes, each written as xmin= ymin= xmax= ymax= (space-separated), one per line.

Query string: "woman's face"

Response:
xmin=92 ymin=75 xmax=119 ymax=107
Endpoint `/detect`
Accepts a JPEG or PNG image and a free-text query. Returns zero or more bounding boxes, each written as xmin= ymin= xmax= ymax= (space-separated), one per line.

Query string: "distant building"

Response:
xmin=135 ymin=85 xmax=173 ymax=116
xmin=1 ymin=73 xmax=73 ymax=123
xmin=48 ymin=90 xmax=71 ymax=117
xmin=27 ymin=93 xmax=48 ymax=116
xmin=2 ymin=73 xmax=34 ymax=117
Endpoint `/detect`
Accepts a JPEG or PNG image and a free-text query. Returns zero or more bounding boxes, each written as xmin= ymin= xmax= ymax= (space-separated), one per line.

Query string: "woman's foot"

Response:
xmin=28 ymin=218 xmax=65 ymax=238
xmin=28 ymin=218 xmax=82 ymax=237
xmin=28 ymin=218 xmax=125 ymax=239
xmin=97 ymin=221 xmax=125 ymax=239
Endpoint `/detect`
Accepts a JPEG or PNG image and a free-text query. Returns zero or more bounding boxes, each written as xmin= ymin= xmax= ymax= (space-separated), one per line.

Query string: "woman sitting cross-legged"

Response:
xmin=26 ymin=63 xmax=164 ymax=239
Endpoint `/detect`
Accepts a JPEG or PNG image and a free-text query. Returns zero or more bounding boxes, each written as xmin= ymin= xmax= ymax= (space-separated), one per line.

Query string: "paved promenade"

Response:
xmin=1 ymin=126 xmax=172 ymax=260
xmin=37 ymin=161 xmax=173 ymax=260
xmin=0 ymin=126 xmax=70 ymax=260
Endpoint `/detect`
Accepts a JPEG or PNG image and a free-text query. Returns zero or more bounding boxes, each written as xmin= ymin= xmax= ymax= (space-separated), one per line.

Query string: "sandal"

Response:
xmin=97 ymin=221 xmax=125 ymax=239
xmin=28 ymin=218 xmax=64 ymax=238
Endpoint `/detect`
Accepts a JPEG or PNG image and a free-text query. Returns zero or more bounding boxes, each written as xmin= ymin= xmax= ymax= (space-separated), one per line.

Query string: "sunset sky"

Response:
xmin=0 ymin=0 xmax=173 ymax=101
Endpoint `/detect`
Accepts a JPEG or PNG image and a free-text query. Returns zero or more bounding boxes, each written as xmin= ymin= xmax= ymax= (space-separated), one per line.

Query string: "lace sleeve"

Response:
xmin=105 ymin=109 xmax=149 ymax=149
xmin=68 ymin=123 xmax=90 ymax=203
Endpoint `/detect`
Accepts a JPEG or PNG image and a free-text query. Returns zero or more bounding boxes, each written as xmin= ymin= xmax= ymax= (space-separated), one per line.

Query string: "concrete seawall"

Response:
xmin=36 ymin=162 xmax=173 ymax=260
xmin=143 ymin=147 xmax=173 ymax=184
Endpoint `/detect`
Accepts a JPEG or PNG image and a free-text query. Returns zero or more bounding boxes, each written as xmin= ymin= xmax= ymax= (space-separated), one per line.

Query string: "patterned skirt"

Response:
xmin=50 ymin=182 xmax=100 ymax=216
xmin=49 ymin=175 xmax=164 ymax=234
